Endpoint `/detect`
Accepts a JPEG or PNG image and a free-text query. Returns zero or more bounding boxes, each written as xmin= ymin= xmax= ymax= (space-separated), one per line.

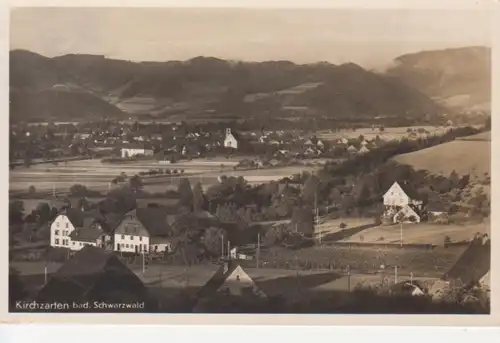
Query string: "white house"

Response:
xmin=50 ymin=210 xmax=81 ymax=249
xmin=383 ymin=181 xmax=422 ymax=208
xmin=357 ymin=146 xmax=370 ymax=155
xmin=121 ymin=147 xmax=154 ymax=158
xmin=224 ymin=128 xmax=239 ymax=149
xmin=50 ymin=209 xmax=110 ymax=251
xmin=347 ymin=145 xmax=358 ymax=154
xmin=382 ymin=181 xmax=423 ymax=224
xmin=113 ymin=208 xmax=173 ymax=254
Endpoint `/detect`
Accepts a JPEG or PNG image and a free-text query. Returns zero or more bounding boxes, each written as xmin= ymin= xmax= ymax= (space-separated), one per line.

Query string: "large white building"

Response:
xmin=113 ymin=208 xmax=173 ymax=254
xmin=121 ymin=147 xmax=154 ymax=158
xmin=50 ymin=209 xmax=111 ymax=251
xmin=223 ymin=128 xmax=239 ymax=149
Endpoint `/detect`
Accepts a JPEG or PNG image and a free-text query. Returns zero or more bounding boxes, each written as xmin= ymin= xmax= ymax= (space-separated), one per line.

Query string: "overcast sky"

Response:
xmin=10 ymin=7 xmax=492 ymax=68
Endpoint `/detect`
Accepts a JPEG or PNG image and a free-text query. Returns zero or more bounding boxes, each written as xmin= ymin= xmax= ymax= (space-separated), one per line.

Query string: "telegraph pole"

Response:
xmin=347 ymin=265 xmax=351 ymax=292
xmin=256 ymin=232 xmax=260 ymax=269
xmin=221 ymin=234 xmax=224 ymax=260
xmin=394 ymin=265 xmax=398 ymax=284
xmin=142 ymin=250 xmax=145 ymax=275
xmin=400 ymin=221 xmax=403 ymax=247
xmin=227 ymin=240 xmax=231 ymax=259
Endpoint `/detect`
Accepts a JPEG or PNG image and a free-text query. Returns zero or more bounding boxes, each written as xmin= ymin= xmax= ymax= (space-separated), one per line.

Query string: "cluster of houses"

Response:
xmin=49 ymin=207 xmax=178 ymax=255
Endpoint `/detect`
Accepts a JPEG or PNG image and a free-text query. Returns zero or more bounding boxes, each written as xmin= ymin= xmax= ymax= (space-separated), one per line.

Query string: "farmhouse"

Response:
xmin=50 ymin=208 xmax=110 ymax=250
xmin=121 ymin=145 xmax=154 ymax=158
xmin=113 ymin=208 xmax=173 ymax=254
xmin=382 ymin=181 xmax=424 ymax=224
xmin=383 ymin=181 xmax=423 ymax=208
xmin=223 ymin=128 xmax=240 ymax=149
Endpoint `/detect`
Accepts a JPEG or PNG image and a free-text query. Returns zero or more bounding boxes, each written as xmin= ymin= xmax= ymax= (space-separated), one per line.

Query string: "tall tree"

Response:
xmin=291 ymin=206 xmax=314 ymax=237
xmin=178 ymin=178 xmax=194 ymax=210
xmin=192 ymin=182 xmax=205 ymax=212
xmin=302 ymin=174 xmax=320 ymax=205
xmin=36 ymin=202 xmax=51 ymax=225
xmin=203 ymin=227 xmax=227 ymax=257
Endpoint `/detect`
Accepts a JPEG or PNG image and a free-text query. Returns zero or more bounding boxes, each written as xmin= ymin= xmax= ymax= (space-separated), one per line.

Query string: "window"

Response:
xmin=66 ymin=223 xmax=69 ymax=229
xmin=126 ymin=244 xmax=129 ymax=248
xmin=139 ymin=237 xmax=143 ymax=242
xmin=55 ymin=238 xmax=59 ymax=245
xmin=80 ymin=242 xmax=83 ymax=246
xmin=130 ymin=235 xmax=134 ymax=240
xmin=121 ymin=235 xmax=125 ymax=239
xmin=54 ymin=230 xmax=60 ymax=235
xmin=56 ymin=222 xmax=60 ymax=227
xmin=144 ymin=244 xmax=148 ymax=252
xmin=72 ymin=242 xmax=75 ymax=245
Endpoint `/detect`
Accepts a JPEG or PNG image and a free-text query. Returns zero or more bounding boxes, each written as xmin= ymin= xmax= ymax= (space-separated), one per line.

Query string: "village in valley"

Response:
xmin=8 ymin=8 xmax=492 ymax=315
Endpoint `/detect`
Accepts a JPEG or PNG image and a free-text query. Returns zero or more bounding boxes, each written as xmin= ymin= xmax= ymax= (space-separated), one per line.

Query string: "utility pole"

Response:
xmin=227 ymin=240 xmax=231 ymax=259
xmin=142 ymin=251 xmax=145 ymax=275
xmin=394 ymin=265 xmax=398 ymax=284
xmin=347 ymin=265 xmax=351 ymax=292
xmin=44 ymin=262 xmax=48 ymax=285
xmin=256 ymin=232 xmax=260 ymax=269
xmin=400 ymin=221 xmax=403 ymax=247
xmin=410 ymin=272 xmax=413 ymax=285
xmin=221 ymin=234 xmax=224 ymax=260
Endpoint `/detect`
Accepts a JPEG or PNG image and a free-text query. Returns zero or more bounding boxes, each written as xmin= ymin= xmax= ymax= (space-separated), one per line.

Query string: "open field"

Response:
xmin=392 ymin=137 xmax=490 ymax=177
xmin=10 ymin=157 xmax=322 ymax=195
xmin=11 ymin=260 xmax=439 ymax=300
xmin=316 ymin=126 xmax=453 ymax=141
xmin=340 ymin=222 xmax=490 ymax=246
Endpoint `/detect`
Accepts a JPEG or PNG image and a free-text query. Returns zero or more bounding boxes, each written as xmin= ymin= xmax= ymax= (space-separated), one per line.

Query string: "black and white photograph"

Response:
xmin=6 ymin=6 xmax=492 ymax=315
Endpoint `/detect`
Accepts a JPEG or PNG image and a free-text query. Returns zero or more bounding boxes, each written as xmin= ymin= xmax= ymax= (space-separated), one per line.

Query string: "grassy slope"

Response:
xmin=392 ymin=133 xmax=490 ymax=177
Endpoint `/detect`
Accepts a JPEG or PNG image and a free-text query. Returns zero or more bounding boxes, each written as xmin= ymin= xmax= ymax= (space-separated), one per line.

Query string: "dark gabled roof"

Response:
xmin=197 ymin=260 xmax=241 ymax=298
xmin=60 ymin=208 xmax=105 ymax=229
xmin=36 ymin=246 xmax=148 ymax=305
xmin=134 ymin=207 xmax=172 ymax=237
xmin=69 ymin=226 xmax=102 ymax=243
xmin=226 ymin=129 xmax=242 ymax=141
xmin=397 ymin=181 xmax=422 ymax=200
xmin=63 ymin=208 xmax=86 ymax=228
xmin=444 ymin=236 xmax=491 ymax=286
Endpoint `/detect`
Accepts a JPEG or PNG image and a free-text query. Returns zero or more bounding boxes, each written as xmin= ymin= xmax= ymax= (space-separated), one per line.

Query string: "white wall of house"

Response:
xmin=69 ymin=240 xmax=100 ymax=251
xmin=224 ymin=129 xmax=238 ymax=149
xmin=150 ymin=242 xmax=172 ymax=254
xmin=121 ymin=148 xmax=154 ymax=158
xmin=383 ymin=182 xmax=411 ymax=207
xmin=50 ymin=215 xmax=77 ymax=249
xmin=114 ymin=233 xmax=150 ymax=253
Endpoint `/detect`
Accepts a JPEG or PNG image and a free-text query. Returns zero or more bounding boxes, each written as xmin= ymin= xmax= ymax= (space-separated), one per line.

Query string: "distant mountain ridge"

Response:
xmin=10 ymin=49 xmax=451 ymax=122
xmin=385 ymin=46 xmax=491 ymax=112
